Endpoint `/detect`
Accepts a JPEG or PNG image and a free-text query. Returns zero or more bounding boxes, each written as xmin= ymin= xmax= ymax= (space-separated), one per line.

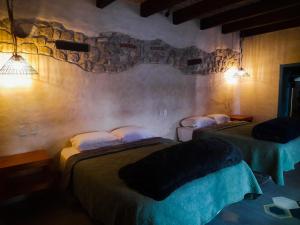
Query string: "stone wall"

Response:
xmin=0 ymin=18 xmax=239 ymax=74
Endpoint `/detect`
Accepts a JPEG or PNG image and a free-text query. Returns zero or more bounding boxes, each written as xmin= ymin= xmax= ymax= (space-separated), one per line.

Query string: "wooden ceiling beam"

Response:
xmin=200 ymin=0 xmax=300 ymax=30
xmin=140 ymin=0 xmax=185 ymax=17
xmin=173 ymin=0 xmax=246 ymax=25
xmin=240 ymin=17 xmax=300 ymax=37
xmin=96 ymin=0 xmax=117 ymax=8
xmin=222 ymin=4 xmax=300 ymax=33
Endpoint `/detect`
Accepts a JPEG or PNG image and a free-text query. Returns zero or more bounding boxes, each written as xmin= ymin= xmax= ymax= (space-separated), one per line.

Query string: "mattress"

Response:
xmin=194 ymin=122 xmax=300 ymax=185
xmin=60 ymin=147 xmax=80 ymax=170
xmin=62 ymin=138 xmax=262 ymax=225
xmin=177 ymin=121 xmax=247 ymax=142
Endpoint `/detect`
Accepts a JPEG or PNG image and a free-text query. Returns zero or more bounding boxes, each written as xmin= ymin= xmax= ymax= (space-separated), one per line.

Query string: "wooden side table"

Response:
xmin=0 ymin=150 xmax=54 ymax=201
xmin=230 ymin=115 xmax=254 ymax=122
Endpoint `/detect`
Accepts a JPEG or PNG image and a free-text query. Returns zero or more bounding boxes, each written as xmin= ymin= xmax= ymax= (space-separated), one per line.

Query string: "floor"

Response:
xmin=208 ymin=163 xmax=300 ymax=225
xmin=1 ymin=164 xmax=299 ymax=225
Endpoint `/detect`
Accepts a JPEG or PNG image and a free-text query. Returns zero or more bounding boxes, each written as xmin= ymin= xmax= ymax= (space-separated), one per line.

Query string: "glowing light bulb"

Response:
xmin=0 ymin=55 xmax=37 ymax=88
xmin=224 ymin=67 xmax=238 ymax=85
xmin=224 ymin=66 xmax=250 ymax=85
xmin=0 ymin=75 xmax=32 ymax=88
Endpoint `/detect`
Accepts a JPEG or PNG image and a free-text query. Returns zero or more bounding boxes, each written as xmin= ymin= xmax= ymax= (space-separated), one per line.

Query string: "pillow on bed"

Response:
xmin=207 ymin=114 xmax=230 ymax=124
xmin=180 ymin=116 xmax=216 ymax=128
xmin=70 ymin=131 xmax=121 ymax=151
xmin=111 ymin=126 xmax=155 ymax=143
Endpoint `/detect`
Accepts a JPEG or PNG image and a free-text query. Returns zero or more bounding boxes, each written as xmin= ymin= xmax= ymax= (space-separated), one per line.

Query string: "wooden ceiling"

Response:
xmin=96 ymin=0 xmax=300 ymax=37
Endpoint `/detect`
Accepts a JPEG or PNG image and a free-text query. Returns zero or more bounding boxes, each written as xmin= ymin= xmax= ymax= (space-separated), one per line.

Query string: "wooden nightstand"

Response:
xmin=0 ymin=150 xmax=54 ymax=201
xmin=230 ymin=115 xmax=254 ymax=122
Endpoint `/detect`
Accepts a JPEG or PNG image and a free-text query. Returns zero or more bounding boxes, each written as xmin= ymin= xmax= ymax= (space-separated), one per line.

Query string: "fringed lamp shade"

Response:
xmin=0 ymin=55 xmax=38 ymax=75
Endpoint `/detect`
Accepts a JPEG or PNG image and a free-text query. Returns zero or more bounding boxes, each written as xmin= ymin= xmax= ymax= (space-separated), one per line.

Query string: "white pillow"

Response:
xmin=70 ymin=131 xmax=121 ymax=151
xmin=111 ymin=126 xmax=155 ymax=143
xmin=207 ymin=114 xmax=230 ymax=124
xmin=180 ymin=116 xmax=216 ymax=128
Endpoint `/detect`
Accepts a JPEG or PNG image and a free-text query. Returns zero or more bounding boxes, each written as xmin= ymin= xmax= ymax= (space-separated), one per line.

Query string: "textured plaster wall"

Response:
xmin=0 ymin=0 xmax=238 ymax=156
xmin=239 ymin=27 xmax=300 ymax=121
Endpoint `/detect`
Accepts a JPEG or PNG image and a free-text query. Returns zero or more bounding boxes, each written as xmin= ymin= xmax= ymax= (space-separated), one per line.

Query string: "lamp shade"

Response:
xmin=0 ymin=54 xmax=38 ymax=75
xmin=235 ymin=67 xmax=250 ymax=77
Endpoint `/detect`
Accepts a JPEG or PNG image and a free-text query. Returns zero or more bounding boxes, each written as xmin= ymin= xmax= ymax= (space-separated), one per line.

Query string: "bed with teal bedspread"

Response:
xmin=65 ymin=138 xmax=262 ymax=225
xmin=193 ymin=122 xmax=300 ymax=185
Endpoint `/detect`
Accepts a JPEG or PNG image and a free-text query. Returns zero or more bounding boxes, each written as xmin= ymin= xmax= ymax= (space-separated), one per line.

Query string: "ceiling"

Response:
xmin=96 ymin=0 xmax=300 ymax=37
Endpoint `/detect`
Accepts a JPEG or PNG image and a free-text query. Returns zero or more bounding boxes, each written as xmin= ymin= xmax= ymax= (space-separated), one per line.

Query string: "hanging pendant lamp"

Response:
xmin=0 ymin=0 xmax=38 ymax=76
xmin=234 ymin=36 xmax=250 ymax=78
xmin=224 ymin=33 xmax=250 ymax=85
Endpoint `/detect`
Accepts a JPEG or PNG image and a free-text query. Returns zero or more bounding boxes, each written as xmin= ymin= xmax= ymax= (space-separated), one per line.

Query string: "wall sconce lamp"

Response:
xmin=0 ymin=0 xmax=38 ymax=77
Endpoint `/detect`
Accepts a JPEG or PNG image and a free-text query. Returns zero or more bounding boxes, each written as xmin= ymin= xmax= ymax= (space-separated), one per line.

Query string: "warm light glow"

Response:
xmin=0 ymin=75 xmax=32 ymax=88
xmin=224 ymin=67 xmax=250 ymax=85
xmin=225 ymin=75 xmax=238 ymax=85
xmin=224 ymin=67 xmax=238 ymax=77
xmin=224 ymin=67 xmax=239 ymax=85
xmin=236 ymin=68 xmax=250 ymax=77
xmin=0 ymin=55 xmax=37 ymax=88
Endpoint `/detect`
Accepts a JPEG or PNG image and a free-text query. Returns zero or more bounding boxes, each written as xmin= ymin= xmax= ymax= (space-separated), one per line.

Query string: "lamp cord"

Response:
xmin=6 ymin=0 xmax=17 ymax=56
xmin=239 ymin=35 xmax=243 ymax=69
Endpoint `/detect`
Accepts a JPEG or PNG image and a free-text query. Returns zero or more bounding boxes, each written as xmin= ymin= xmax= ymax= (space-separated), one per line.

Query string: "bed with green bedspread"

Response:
xmin=193 ymin=122 xmax=300 ymax=185
xmin=64 ymin=138 xmax=262 ymax=225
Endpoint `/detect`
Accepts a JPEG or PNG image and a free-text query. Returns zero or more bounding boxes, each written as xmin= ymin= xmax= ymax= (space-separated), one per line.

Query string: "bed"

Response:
xmin=182 ymin=121 xmax=300 ymax=185
xmin=61 ymin=137 xmax=261 ymax=225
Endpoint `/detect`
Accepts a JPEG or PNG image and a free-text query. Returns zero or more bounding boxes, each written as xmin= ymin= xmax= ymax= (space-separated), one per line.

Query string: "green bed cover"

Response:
xmin=71 ymin=140 xmax=261 ymax=225
xmin=194 ymin=123 xmax=300 ymax=185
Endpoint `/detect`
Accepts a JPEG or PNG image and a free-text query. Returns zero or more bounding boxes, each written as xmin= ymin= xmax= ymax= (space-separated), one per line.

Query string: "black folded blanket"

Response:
xmin=119 ymin=137 xmax=242 ymax=201
xmin=252 ymin=117 xmax=300 ymax=144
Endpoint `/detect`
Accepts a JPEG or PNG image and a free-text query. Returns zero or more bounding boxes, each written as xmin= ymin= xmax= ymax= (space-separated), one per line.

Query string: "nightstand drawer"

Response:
xmin=230 ymin=115 xmax=253 ymax=122
xmin=0 ymin=150 xmax=54 ymax=201
xmin=2 ymin=172 xmax=53 ymax=198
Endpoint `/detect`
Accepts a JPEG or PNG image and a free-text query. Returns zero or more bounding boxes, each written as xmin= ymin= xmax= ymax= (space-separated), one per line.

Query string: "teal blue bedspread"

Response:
xmin=194 ymin=123 xmax=300 ymax=185
xmin=72 ymin=141 xmax=261 ymax=225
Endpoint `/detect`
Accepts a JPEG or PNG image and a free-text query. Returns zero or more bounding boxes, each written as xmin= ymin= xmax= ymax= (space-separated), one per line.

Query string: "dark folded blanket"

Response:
xmin=252 ymin=117 xmax=300 ymax=144
xmin=119 ymin=138 xmax=242 ymax=201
